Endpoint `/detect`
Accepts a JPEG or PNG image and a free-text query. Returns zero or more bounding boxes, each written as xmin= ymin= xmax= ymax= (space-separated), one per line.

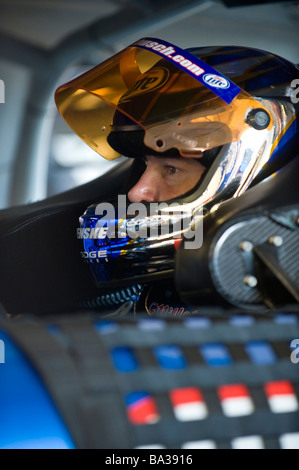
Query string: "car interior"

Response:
xmin=0 ymin=0 xmax=298 ymax=451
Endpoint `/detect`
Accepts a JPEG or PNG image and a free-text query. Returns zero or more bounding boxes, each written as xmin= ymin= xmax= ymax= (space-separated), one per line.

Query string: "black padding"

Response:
xmin=0 ymin=160 xmax=133 ymax=315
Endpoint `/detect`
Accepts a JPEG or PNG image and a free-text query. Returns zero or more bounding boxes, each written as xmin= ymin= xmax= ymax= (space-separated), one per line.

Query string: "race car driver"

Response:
xmin=55 ymin=38 xmax=299 ymax=316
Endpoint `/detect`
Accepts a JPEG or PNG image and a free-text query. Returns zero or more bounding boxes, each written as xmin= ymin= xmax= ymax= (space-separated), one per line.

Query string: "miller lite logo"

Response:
xmin=120 ymin=67 xmax=169 ymax=102
xmin=203 ymin=73 xmax=230 ymax=89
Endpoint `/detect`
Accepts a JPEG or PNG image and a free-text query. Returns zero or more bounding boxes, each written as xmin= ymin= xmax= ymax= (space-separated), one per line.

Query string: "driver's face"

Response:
xmin=128 ymin=155 xmax=206 ymax=203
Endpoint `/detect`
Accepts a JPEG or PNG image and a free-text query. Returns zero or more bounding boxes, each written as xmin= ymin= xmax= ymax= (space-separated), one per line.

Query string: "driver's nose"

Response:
xmin=128 ymin=167 xmax=160 ymax=203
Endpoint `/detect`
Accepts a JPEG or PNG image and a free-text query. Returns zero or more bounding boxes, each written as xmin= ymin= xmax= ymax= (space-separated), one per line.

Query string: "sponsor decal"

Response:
xmin=79 ymin=195 xmax=203 ymax=250
xmin=77 ymin=226 xmax=108 ymax=240
xmin=203 ymin=73 xmax=230 ymax=89
xmin=120 ymin=67 xmax=169 ymax=102
xmin=134 ymin=38 xmax=205 ymax=77
xmin=147 ymin=302 xmax=192 ymax=317
xmin=133 ymin=37 xmax=241 ymax=104
xmin=80 ymin=250 xmax=107 ymax=261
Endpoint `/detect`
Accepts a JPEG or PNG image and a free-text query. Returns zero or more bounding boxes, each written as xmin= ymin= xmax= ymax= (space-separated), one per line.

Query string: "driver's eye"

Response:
xmin=167 ymin=166 xmax=178 ymax=175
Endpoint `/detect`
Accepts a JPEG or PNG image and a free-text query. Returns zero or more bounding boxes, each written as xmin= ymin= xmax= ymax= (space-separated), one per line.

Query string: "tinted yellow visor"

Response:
xmin=55 ymin=38 xmax=273 ymax=160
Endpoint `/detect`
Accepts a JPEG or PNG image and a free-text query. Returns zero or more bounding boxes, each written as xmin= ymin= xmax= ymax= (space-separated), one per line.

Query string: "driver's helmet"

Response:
xmin=55 ymin=38 xmax=299 ymax=291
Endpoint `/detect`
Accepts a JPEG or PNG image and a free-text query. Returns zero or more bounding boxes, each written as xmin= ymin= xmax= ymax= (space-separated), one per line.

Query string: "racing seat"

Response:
xmin=0 ymin=159 xmax=133 ymax=315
